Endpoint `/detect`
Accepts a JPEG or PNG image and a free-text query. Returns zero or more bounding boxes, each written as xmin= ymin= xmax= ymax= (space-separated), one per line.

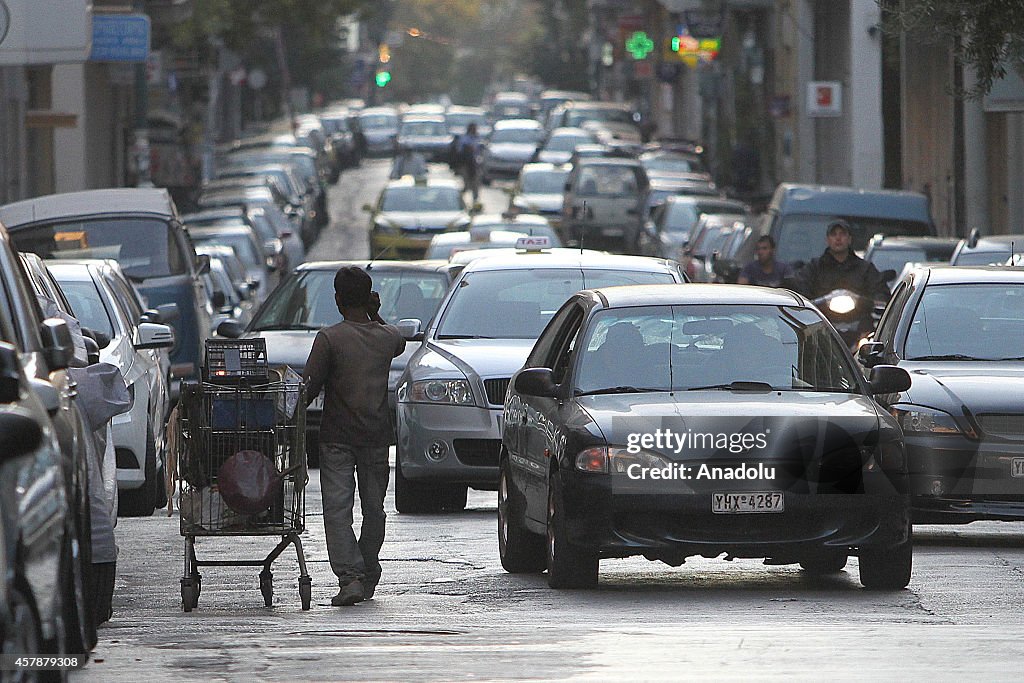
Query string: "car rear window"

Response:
xmin=11 ymin=218 xmax=188 ymax=280
xmin=56 ymin=278 xmax=115 ymax=338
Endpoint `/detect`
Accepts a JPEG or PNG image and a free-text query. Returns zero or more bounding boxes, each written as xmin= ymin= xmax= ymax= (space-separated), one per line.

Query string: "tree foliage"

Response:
xmin=882 ymin=0 xmax=1024 ymax=98
xmin=517 ymin=0 xmax=590 ymax=91
xmin=172 ymin=0 xmax=371 ymax=95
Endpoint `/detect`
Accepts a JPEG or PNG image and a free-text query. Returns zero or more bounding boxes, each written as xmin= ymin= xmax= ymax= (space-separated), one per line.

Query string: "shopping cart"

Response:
xmin=175 ymin=339 xmax=311 ymax=611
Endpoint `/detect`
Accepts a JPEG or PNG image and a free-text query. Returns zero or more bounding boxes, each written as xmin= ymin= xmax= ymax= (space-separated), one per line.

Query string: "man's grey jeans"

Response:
xmin=319 ymin=442 xmax=390 ymax=587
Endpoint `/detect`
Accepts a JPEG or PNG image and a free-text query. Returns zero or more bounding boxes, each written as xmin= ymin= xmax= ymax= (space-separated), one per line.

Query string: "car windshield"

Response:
xmin=904 ymin=284 xmax=1024 ymax=361
xmin=576 ymin=166 xmax=640 ymax=197
xmin=446 ymin=113 xmax=485 ymax=128
xmin=521 ymin=170 xmax=569 ymax=194
xmin=11 ymin=218 xmax=188 ymax=280
xmin=55 ymin=278 xmax=115 ymax=337
xmin=402 ymin=121 xmax=447 ymax=136
xmin=776 ymin=214 xmax=932 ymax=265
xmin=360 ymin=114 xmax=398 ymax=129
xmin=545 ymin=134 xmax=591 ymax=152
xmin=251 ymin=269 xmax=450 ymax=330
xmin=954 ymin=249 xmax=1012 ymax=266
xmin=381 ymin=186 xmax=462 ymax=212
xmin=575 ymin=304 xmax=861 ymax=394
xmin=567 ymin=109 xmax=634 ymax=126
xmin=435 ymin=268 xmax=675 ymax=339
xmin=491 ymin=128 xmax=542 ymax=144
xmin=869 ymin=247 xmax=929 ymax=274
xmin=642 ymin=155 xmax=705 ymax=174
xmin=191 ymin=232 xmax=261 ymax=267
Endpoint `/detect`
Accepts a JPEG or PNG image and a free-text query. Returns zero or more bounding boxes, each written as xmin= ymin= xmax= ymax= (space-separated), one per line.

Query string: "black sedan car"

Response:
xmin=859 ymin=266 xmax=1024 ymax=523
xmin=500 ymin=284 xmax=913 ymax=589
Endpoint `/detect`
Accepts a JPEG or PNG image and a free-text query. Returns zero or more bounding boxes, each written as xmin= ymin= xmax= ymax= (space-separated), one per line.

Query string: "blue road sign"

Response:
xmin=90 ymin=14 xmax=150 ymax=63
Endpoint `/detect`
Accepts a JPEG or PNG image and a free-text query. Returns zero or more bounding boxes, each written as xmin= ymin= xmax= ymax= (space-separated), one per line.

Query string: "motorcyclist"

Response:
xmin=788 ymin=219 xmax=891 ymax=302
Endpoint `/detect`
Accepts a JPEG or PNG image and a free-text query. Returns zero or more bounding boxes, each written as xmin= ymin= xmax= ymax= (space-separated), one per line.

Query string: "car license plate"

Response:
xmin=309 ymin=391 xmax=324 ymax=411
xmin=712 ymin=491 xmax=784 ymax=514
xmin=1013 ymin=458 xmax=1024 ymax=478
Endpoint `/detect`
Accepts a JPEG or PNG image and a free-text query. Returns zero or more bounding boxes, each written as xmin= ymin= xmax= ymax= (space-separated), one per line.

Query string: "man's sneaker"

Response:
xmin=331 ymin=580 xmax=364 ymax=606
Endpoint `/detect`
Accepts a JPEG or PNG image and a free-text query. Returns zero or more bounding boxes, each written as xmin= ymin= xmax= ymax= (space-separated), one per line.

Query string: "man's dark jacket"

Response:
xmin=789 ymin=249 xmax=891 ymax=301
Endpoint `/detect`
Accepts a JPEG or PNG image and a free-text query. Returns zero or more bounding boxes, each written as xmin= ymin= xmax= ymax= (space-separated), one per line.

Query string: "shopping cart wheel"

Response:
xmin=259 ymin=569 xmax=273 ymax=607
xmin=298 ymin=576 xmax=312 ymax=611
xmin=181 ymin=578 xmax=196 ymax=613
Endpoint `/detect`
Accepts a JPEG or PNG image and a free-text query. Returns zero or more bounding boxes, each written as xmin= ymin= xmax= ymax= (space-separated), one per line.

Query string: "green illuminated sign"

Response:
xmin=375 ymin=70 xmax=391 ymax=87
xmin=625 ymin=31 xmax=654 ymax=60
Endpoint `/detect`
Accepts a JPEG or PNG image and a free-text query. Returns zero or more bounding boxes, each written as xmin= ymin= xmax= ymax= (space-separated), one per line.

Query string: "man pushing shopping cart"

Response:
xmin=302 ymin=266 xmax=407 ymax=606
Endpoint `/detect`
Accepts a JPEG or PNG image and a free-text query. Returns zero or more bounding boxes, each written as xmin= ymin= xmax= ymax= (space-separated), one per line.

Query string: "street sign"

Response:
xmin=807 ymin=81 xmax=842 ymax=117
xmin=90 ymin=14 xmax=151 ymax=63
xmin=984 ymin=63 xmax=1024 ymax=112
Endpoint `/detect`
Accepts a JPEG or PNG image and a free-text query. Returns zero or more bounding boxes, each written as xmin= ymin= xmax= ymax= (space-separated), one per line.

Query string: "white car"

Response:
xmin=48 ymin=260 xmax=175 ymax=516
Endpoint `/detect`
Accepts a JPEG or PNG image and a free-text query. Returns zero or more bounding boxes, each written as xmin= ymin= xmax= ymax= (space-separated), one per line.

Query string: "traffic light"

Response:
xmin=378 ymin=43 xmax=391 ymax=64
xmin=375 ymin=70 xmax=391 ymax=87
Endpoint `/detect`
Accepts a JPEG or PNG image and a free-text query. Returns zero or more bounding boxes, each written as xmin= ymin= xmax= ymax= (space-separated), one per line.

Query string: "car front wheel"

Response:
xmin=546 ymin=474 xmax=598 ymax=589
xmin=498 ymin=459 xmax=545 ymax=573
xmin=859 ymin=532 xmax=913 ymax=590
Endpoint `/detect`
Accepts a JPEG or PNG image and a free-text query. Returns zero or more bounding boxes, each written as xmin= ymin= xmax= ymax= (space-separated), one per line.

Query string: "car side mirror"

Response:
xmin=396 ymin=318 xmax=424 ymax=341
xmin=0 ymin=342 xmax=21 ymax=403
xmin=137 ymin=323 xmax=175 ymax=350
xmin=881 ymin=269 xmax=898 ymax=283
xmin=0 ymin=408 xmax=43 ymax=462
xmin=83 ymin=335 xmax=100 ymax=365
xmin=216 ymin=319 xmax=245 ymax=339
xmin=195 ymin=253 xmax=211 ymax=275
xmin=40 ymin=318 xmax=73 ymax=371
xmin=858 ymin=341 xmax=886 ymax=368
xmin=514 ymin=368 xmax=557 ymax=398
xmin=868 ymin=365 xmax=911 ymax=395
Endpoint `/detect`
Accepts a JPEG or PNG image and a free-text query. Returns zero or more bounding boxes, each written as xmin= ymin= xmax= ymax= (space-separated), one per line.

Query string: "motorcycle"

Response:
xmin=812 ymin=270 xmax=896 ymax=351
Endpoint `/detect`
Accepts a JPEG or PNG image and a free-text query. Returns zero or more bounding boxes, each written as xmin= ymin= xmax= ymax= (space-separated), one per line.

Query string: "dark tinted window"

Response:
xmin=12 ymin=218 xmax=187 ymax=280
xmin=904 ymin=283 xmax=1024 ymax=361
xmin=776 ymin=214 xmax=932 ymax=265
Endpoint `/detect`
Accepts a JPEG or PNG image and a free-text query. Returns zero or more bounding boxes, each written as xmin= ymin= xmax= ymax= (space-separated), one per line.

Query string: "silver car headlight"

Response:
xmin=406 ymin=379 xmax=475 ymax=405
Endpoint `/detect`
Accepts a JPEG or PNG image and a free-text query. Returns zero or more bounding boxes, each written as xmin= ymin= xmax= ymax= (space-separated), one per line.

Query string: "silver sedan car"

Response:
xmin=395 ymin=249 xmax=686 ymax=513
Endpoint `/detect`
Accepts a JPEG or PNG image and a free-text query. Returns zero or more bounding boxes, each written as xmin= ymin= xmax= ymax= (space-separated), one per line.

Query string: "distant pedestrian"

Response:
xmin=303 ymin=266 xmax=406 ymax=606
xmin=738 ymin=235 xmax=792 ymax=287
xmin=454 ymin=122 xmax=481 ymax=202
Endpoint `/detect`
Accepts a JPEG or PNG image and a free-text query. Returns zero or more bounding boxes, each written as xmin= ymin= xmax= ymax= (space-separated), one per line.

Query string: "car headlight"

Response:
xmin=574 ymin=446 xmax=672 ymax=473
xmin=891 ymin=405 xmax=969 ymax=436
xmin=407 ymin=379 xmax=474 ymax=405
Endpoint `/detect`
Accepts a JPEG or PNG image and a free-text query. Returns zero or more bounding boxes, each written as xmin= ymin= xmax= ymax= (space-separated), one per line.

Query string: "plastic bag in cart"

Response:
xmin=218 ymin=450 xmax=282 ymax=515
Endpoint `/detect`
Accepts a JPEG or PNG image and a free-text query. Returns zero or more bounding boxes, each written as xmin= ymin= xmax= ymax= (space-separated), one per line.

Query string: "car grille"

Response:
xmin=453 ymin=439 xmax=501 ymax=467
xmin=978 ymin=414 xmax=1024 ymax=439
xmin=484 ymin=378 xmax=511 ymax=406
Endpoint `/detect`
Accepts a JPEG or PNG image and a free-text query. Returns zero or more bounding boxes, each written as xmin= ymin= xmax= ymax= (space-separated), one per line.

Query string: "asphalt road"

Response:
xmin=74 ymin=161 xmax=1024 ymax=681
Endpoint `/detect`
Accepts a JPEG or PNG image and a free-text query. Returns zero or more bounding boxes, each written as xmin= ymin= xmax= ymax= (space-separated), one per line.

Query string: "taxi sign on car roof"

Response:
xmin=515 ymin=235 xmax=551 ymax=251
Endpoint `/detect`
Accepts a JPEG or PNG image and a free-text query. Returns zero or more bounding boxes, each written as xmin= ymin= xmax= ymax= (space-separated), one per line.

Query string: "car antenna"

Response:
xmin=367 ymin=244 xmax=393 ymax=270
xmin=579 ymin=200 xmax=587 ymax=254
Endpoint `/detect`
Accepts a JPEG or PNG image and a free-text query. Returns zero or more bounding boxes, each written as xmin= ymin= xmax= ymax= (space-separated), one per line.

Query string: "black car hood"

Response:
xmin=900 ymin=362 xmax=1024 ymax=414
xmin=577 ymin=391 xmax=881 ymax=462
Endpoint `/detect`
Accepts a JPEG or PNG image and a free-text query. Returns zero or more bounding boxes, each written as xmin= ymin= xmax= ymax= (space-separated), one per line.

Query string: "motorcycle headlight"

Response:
xmin=892 ymin=406 xmax=968 ymax=436
xmin=408 ymin=379 xmax=475 ymax=405
xmin=829 ymin=295 xmax=857 ymax=315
